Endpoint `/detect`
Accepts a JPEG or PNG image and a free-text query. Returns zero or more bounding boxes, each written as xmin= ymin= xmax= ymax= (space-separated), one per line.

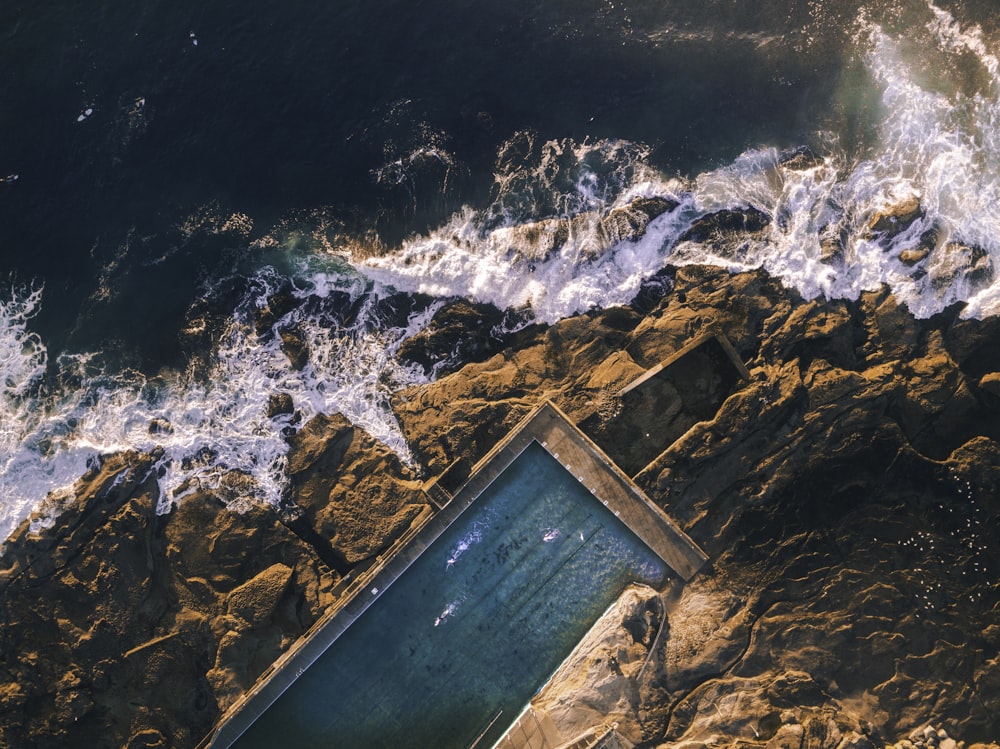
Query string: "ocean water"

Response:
xmin=2 ymin=0 xmax=1000 ymax=538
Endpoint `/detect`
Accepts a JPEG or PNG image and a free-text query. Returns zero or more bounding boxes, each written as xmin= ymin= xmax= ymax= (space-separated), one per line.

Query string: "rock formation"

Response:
xmin=0 ymin=262 xmax=998 ymax=748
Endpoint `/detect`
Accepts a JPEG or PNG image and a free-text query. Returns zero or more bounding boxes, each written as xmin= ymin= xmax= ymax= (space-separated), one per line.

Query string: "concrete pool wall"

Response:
xmin=199 ymin=400 xmax=707 ymax=749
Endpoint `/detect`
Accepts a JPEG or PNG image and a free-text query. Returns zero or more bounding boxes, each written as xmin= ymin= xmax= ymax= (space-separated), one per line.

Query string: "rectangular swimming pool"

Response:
xmin=231 ymin=441 xmax=667 ymax=749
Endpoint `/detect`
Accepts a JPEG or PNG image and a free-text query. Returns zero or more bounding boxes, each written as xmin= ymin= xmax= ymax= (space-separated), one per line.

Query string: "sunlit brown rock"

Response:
xmin=1 ymin=263 xmax=999 ymax=748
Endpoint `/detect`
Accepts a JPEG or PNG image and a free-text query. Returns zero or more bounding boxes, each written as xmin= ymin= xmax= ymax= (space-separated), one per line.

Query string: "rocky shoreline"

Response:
xmin=1 ymin=258 xmax=999 ymax=748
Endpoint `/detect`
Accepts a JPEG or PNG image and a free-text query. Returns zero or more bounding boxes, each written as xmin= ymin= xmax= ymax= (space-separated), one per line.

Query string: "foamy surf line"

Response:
xmin=361 ymin=3 xmax=1000 ymax=321
xmin=0 ymin=272 xmax=431 ymax=545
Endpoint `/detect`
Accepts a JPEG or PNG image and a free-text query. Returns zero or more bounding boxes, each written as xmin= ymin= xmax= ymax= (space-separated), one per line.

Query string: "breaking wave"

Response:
xmin=0 ymin=270 xmax=431 ymax=543
xmin=362 ymin=1 xmax=1000 ymax=320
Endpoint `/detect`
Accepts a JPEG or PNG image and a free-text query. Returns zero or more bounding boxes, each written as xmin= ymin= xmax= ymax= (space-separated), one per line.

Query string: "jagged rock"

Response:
xmin=678 ymin=207 xmax=771 ymax=244
xmin=585 ymin=349 xmax=646 ymax=391
xmin=602 ymin=196 xmax=679 ymax=243
xmin=279 ymin=327 xmax=309 ymax=370
xmin=899 ymin=247 xmax=931 ymax=265
xmin=927 ymin=242 xmax=993 ymax=289
xmin=505 ymin=195 xmax=678 ymax=267
xmin=285 ymin=412 xmax=354 ymax=476
xmin=779 ymin=147 xmax=824 ymax=172
xmin=898 ymin=226 xmax=940 ymax=266
xmin=820 ymin=233 xmax=844 ymax=264
xmin=253 ymin=288 xmax=301 ymax=336
xmin=396 ymin=300 xmax=510 ymax=376
xmin=266 ymin=392 xmax=294 ymax=418
xmin=508 ymin=216 xmax=573 ymax=263
xmin=285 ymin=413 xmax=426 ymax=562
xmin=148 ymin=417 xmax=173 ymax=435
xmin=867 ymin=197 xmax=923 ymax=235
xmin=225 ymin=563 xmax=293 ymax=626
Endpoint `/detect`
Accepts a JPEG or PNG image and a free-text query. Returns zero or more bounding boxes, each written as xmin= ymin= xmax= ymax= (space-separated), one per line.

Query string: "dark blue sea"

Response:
xmin=1 ymin=0 xmax=1000 ymax=537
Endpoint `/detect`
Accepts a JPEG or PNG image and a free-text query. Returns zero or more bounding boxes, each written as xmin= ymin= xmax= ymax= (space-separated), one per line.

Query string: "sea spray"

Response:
xmin=0 ymin=269 xmax=431 ymax=542
xmin=361 ymin=2 xmax=1000 ymax=321
xmin=358 ymin=138 xmax=693 ymax=323
xmin=0 ymin=284 xmax=94 ymax=538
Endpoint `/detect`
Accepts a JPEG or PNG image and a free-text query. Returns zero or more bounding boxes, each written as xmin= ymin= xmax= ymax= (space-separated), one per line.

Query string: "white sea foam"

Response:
xmin=361 ymin=2 xmax=1000 ymax=322
xmin=358 ymin=138 xmax=692 ymax=324
xmin=0 ymin=285 xmax=92 ymax=539
xmin=0 ymin=270 xmax=429 ymax=543
xmin=672 ymin=1 xmax=1000 ymax=318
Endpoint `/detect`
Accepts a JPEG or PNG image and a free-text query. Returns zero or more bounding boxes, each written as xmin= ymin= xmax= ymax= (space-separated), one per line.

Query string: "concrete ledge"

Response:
xmin=619 ymin=329 xmax=749 ymax=397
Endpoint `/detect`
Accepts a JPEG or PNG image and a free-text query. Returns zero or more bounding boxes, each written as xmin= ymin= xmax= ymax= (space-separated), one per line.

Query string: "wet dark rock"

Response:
xmin=279 ymin=328 xmax=309 ymax=370
xmin=148 ymin=418 xmax=173 ymax=435
xmin=898 ymin=227 xmax=940 ymax=267
xmin=678 ymin=207 xmax=771 ymax=244
xmin=899 ymin=247 xmax=931 ymax=265
xmin=507 ymin=195 xmax=679 ymax=266
xmin=928 ymin=242 xmax=993 ymax=289
xmin=508 ymin=216 xmax=573 ymax=264
xmin=266 ymin=393 xmax=294 ymax=419
xmin=979 ymin=372 xmax=1000 ymax=396
xmin=630 ymin=267 xmax=676 ymax=314
xmin=602 ymin=195 xmax=679 ymax=243
xmin=778 ymin=146 xmax=824 ymax=171
xmin=396 ymin=300 xmax=511 ymax=376
xmin=253 ymin=288 xmax=301 ymax=336
xmin=820 ymin=236 xmax=844 ymax=264
xmin=350 ymin=290 xmax=435 ymax=331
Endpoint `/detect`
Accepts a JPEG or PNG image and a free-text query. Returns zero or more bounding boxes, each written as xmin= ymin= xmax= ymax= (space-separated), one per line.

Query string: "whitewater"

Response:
xmin=2 ymin=1 xmax=999 ymax=544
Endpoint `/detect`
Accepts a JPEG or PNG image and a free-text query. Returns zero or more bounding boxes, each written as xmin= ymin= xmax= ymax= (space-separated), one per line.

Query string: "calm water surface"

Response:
xmin=233 ymin=443 xmax=666 ymax=749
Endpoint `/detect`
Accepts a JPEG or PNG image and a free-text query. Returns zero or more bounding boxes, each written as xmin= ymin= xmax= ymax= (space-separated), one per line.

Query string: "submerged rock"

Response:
xmin=900 ymin=246 xmax=931 ymax=265
xmin=778 ymin=146 xmax=824 ymax=172
xmin=279 ymin=328 xmax=309 ymax=370
xmin=927 ymin=242 xmax=994 ymax=289
xmin=678 ymin=207 xmax=771 ymax=244
xmin=819 ymin=227 xmax=846 ymax=264
xmin=507 ymin=194 xmax=679 ymax=266
xmin=265 ymin=392 xmax=294 ymax=418
xmin=602 ymin=195 xmax=679 ymax=244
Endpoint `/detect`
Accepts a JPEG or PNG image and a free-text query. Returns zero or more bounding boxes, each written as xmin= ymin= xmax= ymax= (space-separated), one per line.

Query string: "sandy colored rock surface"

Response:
xmin=0 ymin=415 xmax=427 ymax=747
xmin=0 ymin=264 xmax=998 ymax=747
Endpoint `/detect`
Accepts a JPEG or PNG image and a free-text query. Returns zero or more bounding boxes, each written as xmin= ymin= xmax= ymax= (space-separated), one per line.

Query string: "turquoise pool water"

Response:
xmin=232 ymin=441 xmax=666 ymax=749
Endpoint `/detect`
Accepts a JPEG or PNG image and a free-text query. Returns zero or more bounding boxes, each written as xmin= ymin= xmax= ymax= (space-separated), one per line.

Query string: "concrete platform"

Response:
xmin=450 ymin=401 xmax=708 ymax=582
